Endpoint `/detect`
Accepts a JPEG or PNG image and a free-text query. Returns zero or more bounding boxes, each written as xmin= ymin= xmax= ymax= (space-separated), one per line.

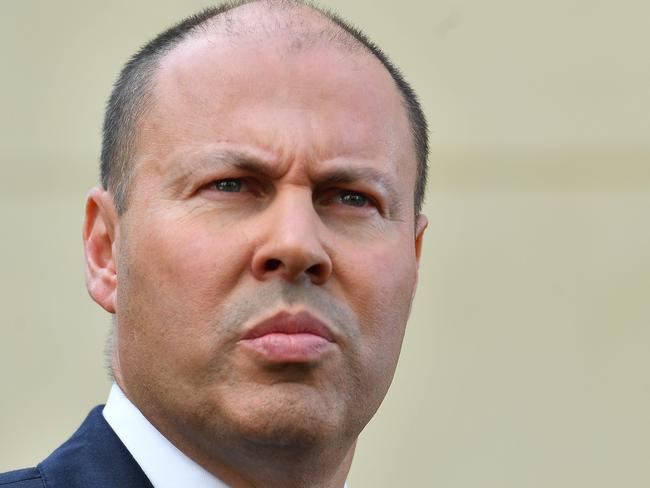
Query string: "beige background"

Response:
xmin=1 ymin=1 xmax=649 ymax=486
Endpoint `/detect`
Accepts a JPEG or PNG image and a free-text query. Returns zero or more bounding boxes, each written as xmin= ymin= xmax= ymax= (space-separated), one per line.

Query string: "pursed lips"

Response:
xmin=238 ymin=310 xmax=337 ymax=362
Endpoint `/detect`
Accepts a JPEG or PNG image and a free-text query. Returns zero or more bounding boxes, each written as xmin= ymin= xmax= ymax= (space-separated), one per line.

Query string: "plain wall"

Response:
xmin=1 ymin=1 xmax=649 ymax=486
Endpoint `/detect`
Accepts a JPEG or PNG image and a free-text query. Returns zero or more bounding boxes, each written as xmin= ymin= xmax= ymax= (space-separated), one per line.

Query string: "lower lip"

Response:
xmin=239 ymin=333 xmax=335 ymax=362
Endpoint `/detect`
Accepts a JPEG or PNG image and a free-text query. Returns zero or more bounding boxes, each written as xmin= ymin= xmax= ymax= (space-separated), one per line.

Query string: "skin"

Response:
xmin=83 ymin=4 xmax=427 ymax=488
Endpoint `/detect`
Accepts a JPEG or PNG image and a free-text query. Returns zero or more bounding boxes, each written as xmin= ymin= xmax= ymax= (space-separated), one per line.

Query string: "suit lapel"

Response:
xmin=38 ymin=406 xmax=154 ymax=488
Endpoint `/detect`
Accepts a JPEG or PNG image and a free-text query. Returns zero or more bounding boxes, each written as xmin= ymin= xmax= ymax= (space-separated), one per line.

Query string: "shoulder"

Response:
xmin=0 ymin=467 xmax=44 ymax=487
xmin=1 ymin=406 xmax=152 ymax=488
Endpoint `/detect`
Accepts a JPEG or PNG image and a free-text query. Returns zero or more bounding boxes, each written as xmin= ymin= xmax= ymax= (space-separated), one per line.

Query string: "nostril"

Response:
xmin=265 ymin=259 xmax=281 ymax=271
xmin=306 ymin=264 xmax=321 ymax=276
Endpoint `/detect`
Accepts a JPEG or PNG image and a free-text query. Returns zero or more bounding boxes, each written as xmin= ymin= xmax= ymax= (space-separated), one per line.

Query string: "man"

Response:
xmin=1 ymin=0 xmax=428 ymax=486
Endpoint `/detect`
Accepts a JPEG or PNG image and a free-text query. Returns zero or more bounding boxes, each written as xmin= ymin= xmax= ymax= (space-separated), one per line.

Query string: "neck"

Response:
xmin=181 ymin=430 xmax=357 ymax=488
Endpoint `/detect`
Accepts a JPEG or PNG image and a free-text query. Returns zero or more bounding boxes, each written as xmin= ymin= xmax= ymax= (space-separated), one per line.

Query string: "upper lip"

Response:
xmin=241 ymin=310 xmax=336 ymax=342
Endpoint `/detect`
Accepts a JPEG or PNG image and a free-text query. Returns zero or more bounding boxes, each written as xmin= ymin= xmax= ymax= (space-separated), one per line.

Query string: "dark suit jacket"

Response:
xmin=0 ymin=406 xmax=154 ymax=488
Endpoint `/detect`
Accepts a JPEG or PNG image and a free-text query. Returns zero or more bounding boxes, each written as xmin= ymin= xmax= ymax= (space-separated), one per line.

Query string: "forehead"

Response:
xmin=135 ymin=8 xmax=415 ymax=190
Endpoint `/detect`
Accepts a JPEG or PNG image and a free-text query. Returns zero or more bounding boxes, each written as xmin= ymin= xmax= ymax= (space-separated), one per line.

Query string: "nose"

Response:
xmin=251 ymin=189 xmax=332 ymax=285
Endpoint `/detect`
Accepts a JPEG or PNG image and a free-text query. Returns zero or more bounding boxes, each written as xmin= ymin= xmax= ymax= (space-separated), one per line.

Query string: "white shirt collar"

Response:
xmin=103 ymin=383 xmax=349 ymax=488
xmin=103 ymin=383 xmax=229 ymax=488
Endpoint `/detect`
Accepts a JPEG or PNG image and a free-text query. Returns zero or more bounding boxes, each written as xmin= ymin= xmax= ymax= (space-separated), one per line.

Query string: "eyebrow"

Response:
xmin=164 ymin=148 xmax=403 ymax=215
xmin=164 ymin=149 xmax=277 ymax=184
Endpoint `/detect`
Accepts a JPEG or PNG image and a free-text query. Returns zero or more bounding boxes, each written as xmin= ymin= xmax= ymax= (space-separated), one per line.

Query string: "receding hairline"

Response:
xmin=189 ymin=0 xmax=369 ymax=45
xmin=158 ymin=2 xmax=387 ymax=84
xmin=156 ymin=8 xmax=389 ymax=99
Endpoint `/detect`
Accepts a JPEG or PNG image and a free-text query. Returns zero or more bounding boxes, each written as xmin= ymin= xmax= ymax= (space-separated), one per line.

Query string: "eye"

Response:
xmin=198 ymin=177 xmax=265 ymax=201
xmin=212 ymin=179 xmax=243 ymax=192
xmin=337 ymin=190 xmax=373 ymax=208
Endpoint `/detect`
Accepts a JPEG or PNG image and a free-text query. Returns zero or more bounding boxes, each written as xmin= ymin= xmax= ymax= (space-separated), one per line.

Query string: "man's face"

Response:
xmin=109 ymin=29 xmax=426 ymax=454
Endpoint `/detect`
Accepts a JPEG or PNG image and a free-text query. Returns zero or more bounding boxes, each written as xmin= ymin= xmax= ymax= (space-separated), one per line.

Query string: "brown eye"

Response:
xmin=213 ymin=179 xmax=242 ymax=192
xmin=338 ymin=191 xmax=370 ymax=207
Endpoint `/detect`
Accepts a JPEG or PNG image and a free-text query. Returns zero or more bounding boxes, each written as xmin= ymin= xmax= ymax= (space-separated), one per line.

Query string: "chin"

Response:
xmin=209 ymin=382 xmax=348 ymax=450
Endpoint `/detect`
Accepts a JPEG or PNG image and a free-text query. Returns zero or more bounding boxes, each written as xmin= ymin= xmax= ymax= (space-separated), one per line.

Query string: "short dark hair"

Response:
xmin=101 ymin=0 xmax=429 ymax=214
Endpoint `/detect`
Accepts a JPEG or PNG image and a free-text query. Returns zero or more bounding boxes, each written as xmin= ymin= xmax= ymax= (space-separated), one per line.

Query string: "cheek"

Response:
xmin=337 ymin=235 xmax=418 ymax=363
xmin=116 ymin=217 xmax=250 ymax=372
xmin=332 ymin=236 xmax=417 ymax=421
xmin=127 ymin=218 xmax=248 ymax=308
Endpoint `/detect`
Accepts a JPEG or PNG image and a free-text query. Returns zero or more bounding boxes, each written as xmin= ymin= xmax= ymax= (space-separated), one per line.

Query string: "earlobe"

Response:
xmin=83 ymin=187 xmax=119 ymax=314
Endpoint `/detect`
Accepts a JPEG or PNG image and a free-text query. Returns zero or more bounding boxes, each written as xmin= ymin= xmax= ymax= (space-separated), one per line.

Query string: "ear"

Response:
xmin=411 ymin=213 xmax=428 ymax=298
xmin=83 ymin=187 xmax=119 ymax=314
xmin=414 ymin=213 xmax=428 ymax=268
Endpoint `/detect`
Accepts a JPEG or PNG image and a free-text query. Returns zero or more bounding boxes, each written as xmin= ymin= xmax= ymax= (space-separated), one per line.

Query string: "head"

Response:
xmin=84 ymin=1 xmax=428 ymax=485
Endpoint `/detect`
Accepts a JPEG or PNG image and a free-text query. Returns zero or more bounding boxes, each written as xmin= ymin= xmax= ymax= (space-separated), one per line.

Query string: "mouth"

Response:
xmin=238 ymin=310 xmax=337 ymax=363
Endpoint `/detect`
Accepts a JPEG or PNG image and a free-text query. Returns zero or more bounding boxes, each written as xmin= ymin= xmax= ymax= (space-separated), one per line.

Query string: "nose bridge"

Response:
xmin=251 ymin=184 xmax=332 ymax=284
xmin=272 ymin=185 xmax=318 ymax=239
